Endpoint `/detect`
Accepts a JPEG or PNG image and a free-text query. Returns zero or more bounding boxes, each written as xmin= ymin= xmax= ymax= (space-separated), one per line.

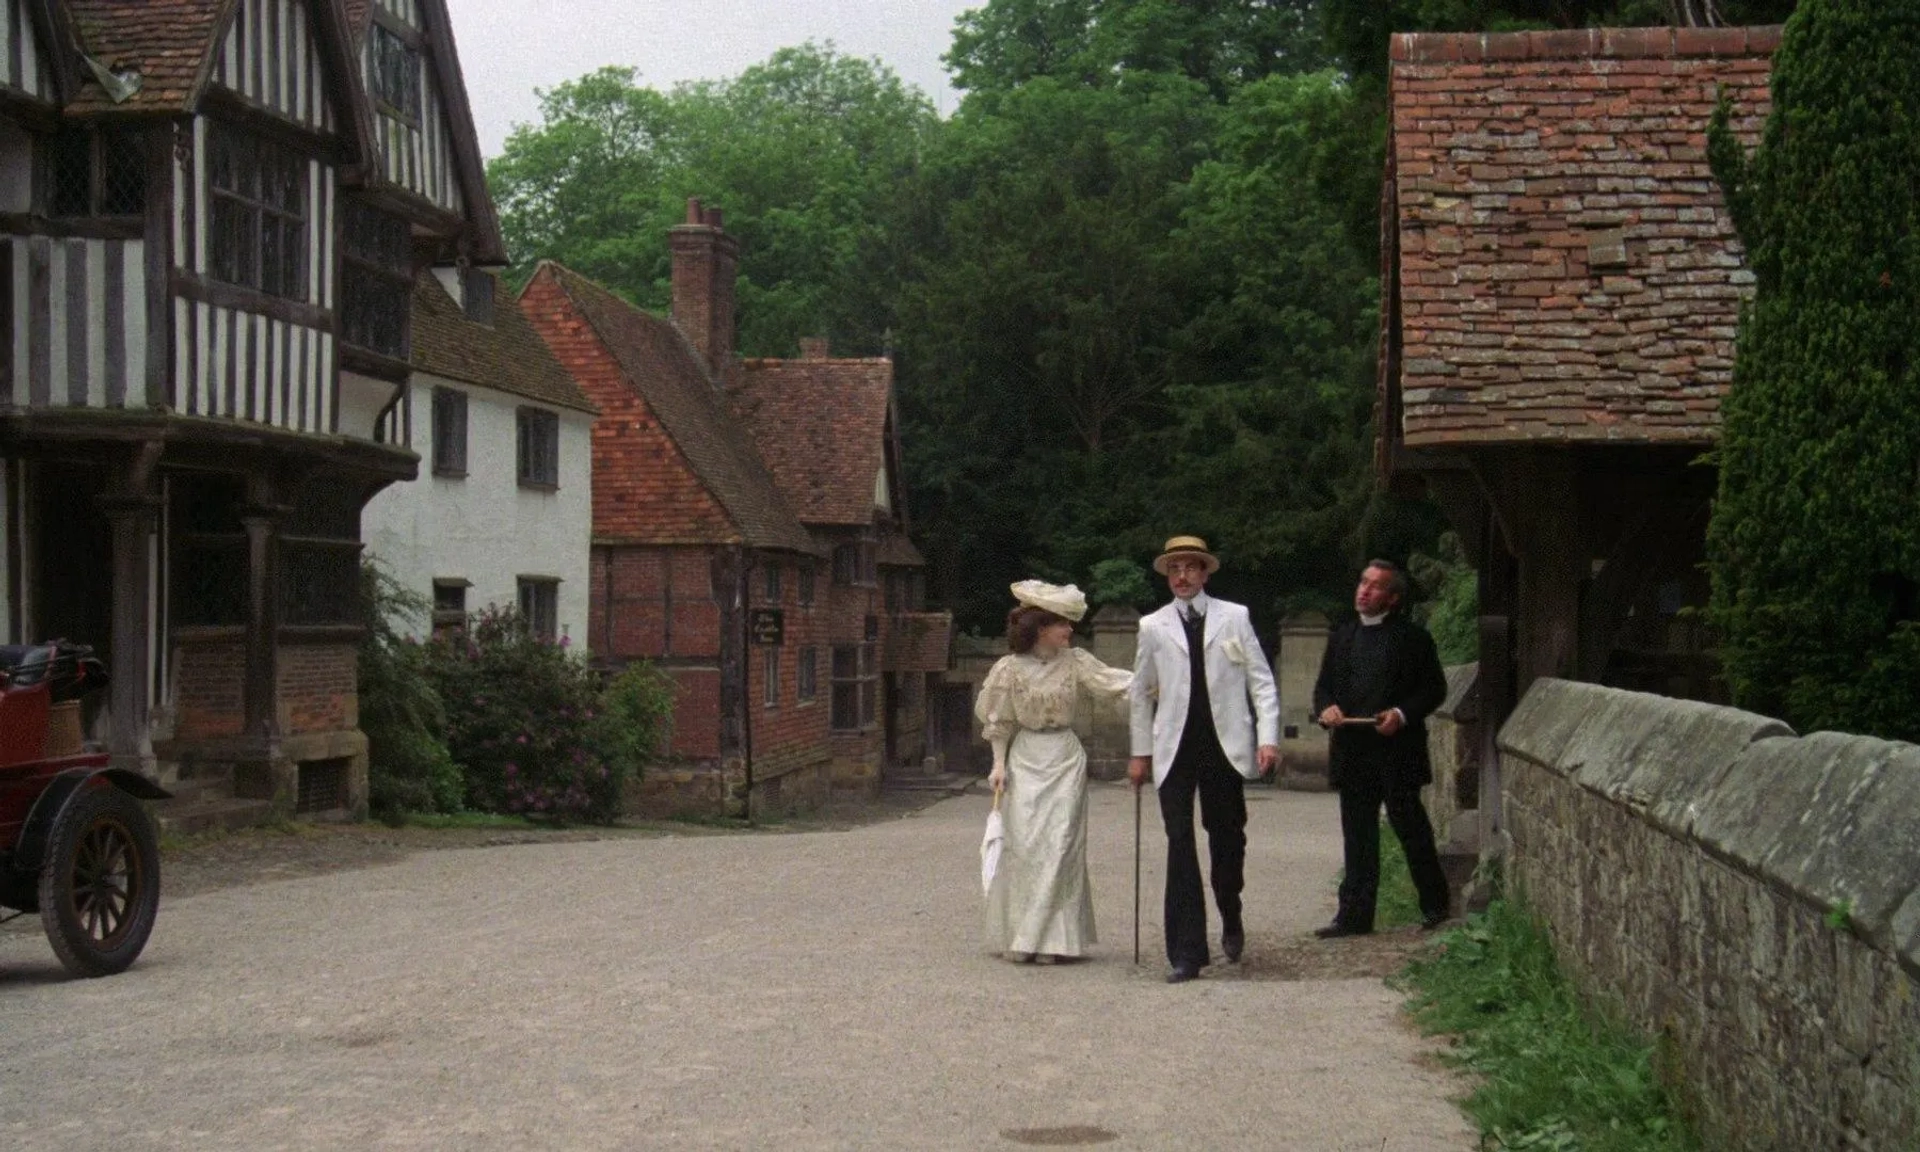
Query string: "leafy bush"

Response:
xmin=423 ymin=607 xmax=673 ymax=824
xmin=592 ymin=660 xmax=678 ymax=790
xmin=358 ymin=564 xmax=462 ymax=819
xmin=1410 ymin=531 xmax=1479 ymax=666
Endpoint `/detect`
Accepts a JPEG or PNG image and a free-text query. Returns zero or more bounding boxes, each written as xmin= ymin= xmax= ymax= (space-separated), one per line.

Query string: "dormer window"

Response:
xmin=208 ymin=125 xmax=306 ymax=300
xmin=461 ymin=267 xmax=494 ymax=325
xmin=370 ymin=23 xmax=422 ymax=124
xmin=47 ymin=126 xmax=146 ymax=217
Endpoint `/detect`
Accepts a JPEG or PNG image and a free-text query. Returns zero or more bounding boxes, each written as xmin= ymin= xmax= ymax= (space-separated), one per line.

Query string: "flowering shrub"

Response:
xmin=423 ymin=606 xmax=672 ymax=824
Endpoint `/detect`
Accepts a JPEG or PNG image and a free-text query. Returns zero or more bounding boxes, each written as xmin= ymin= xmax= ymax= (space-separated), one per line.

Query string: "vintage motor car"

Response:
xmin=0 ymin=642 xmax=168 ymax=976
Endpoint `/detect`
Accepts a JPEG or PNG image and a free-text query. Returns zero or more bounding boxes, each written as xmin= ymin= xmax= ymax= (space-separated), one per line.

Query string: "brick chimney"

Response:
xmin=669 ymin=197 xmax=739 ymax=380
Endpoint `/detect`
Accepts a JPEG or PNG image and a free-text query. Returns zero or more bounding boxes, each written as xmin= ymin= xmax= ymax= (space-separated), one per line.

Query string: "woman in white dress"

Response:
xmin=977 ymin=580 xmax=1131 ymax=963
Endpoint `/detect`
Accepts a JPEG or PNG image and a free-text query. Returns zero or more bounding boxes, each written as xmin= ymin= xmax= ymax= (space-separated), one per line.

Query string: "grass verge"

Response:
xmin=1392 ymin=898 xmax=1698 ymax=1152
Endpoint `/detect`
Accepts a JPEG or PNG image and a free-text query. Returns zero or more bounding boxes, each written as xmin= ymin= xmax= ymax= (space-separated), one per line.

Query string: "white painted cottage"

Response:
xmin=360 ymin=267 xmax=595 ymax=644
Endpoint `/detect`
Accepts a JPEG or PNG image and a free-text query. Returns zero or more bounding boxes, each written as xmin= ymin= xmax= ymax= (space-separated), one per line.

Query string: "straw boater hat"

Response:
xmin=1153 ymin=535 xmax=1220 ymax=575
xmin=1009 ymin=580 xmax=1087 ymax=622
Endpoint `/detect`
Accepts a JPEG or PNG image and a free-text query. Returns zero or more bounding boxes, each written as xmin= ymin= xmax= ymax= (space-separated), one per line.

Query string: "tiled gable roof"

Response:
xmin=1386 ymin=25 xmax=1777 ymax=450
xmin=65 ymin=0 xmax=224 ymax=112
xmin=535 ymin=263 xmax=815 ymax=554
xmin=410 ymin=271 xmax=594 ymax=413
xmin=732 ymin=357 xmax=896 ymax=528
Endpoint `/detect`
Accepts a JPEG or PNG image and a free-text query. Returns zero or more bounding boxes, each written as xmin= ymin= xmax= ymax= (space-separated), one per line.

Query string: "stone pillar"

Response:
xmin=1274 ymin=611 xmax=1330 ymax=789
xmin=1080 ymin=604 xmax=1139 ymax=780
xmin=97 ymin=492 xmax=160 ymax=778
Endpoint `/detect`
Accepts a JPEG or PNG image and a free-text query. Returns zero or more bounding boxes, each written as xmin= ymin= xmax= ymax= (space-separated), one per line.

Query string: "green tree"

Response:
xmin=1705 ymin=0 xmax=1920 ymax=739
xmin=897 ymin=20 xmax=1385 ymax=633
xmin=487 ymin=44 xmax=937 ymax=356
xmin=948 ymin=0 xmax=1328 ymax=97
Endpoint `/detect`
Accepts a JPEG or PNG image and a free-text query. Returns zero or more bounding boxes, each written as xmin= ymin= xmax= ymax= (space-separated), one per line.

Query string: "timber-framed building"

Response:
xmin=0 ymin=0 xmax=501 ymax=819
xmin=1377 ymin=26 xmax=1778 ymax=826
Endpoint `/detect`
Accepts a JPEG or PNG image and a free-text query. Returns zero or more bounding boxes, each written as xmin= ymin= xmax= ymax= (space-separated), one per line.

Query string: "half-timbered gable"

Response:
xmin=0 ymin=0 xmax=510 ymax=829
xmin=0 ymin=0 xmax=73 ymax=109
xmin=209 ymin=0 xmax=342 ymax=135
xmin=342 ymin=0 xmax=500 ymax=263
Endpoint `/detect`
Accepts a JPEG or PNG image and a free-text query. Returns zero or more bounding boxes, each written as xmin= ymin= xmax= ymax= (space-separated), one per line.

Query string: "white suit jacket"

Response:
xmin=1128 ymin=597 xmax=1281 ymax=787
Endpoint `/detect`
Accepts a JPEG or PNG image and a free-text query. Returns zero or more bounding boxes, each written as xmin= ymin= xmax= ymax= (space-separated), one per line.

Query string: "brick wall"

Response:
xmin=171 ymin=636 xmax=245 ymax=739
xmin=1499 ymin=679 xmax=1919 ymax=1151
xmin=746 ymin=553 xmax=831 ymax=781
xmin=277 ymin=641 xmax=356 ymax=734
xmin=169 ymin=634 xmax=357 ymax=741
xmin=601 ymin=549 xmax=840 ymax=814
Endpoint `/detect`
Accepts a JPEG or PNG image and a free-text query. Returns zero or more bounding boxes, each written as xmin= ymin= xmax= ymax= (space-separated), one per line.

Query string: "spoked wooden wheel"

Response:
xmin=38 ymin=784 xmax=161 ymax=977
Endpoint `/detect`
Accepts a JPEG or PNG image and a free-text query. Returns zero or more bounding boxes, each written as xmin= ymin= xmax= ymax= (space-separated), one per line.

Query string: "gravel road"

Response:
xmin=0 ymin=784 xmax=1474 ymax=1151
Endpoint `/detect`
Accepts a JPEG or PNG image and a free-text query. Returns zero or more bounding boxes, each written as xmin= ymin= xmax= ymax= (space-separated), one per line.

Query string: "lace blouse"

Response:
xmin=975 ymin=646 xmax=1132 ymax=742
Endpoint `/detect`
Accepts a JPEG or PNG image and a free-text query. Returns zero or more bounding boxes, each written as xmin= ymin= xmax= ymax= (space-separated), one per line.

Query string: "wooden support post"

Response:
xmin=98 ymin=491 xmax=160 ymax=777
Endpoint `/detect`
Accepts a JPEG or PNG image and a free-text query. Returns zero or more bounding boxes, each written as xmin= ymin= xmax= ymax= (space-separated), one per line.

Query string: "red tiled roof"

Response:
xmin=530 ymin=263 xmax=815 ymax=554
xmin=65 ymin=0 xmax=225 ymax=113
xmin=732 ymin=357 xmax=896 ymax=527
xmin=882 ymin=611 xmax=952 ymax=673
xmin=411 ymin=271 xmax=594 ymax=413
xmin=1385 ymin=25 xmax=1778 ymax=449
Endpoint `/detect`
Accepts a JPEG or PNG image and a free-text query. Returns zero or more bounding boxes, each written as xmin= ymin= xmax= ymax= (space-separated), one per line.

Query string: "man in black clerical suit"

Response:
xmin=1311 ymin=560 xmax=1451 ymax=937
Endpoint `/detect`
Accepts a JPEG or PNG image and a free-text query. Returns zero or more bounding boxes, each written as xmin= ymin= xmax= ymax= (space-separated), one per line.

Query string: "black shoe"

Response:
xmin=1166 ymin=963 xmax=1202 ymax=984
xmin=1222 ymin=930 xmax=1244 ymax=963
xmin=1313 ymin=922 xmax=1373 ymax=939
xmin=1421 ymin=910 xmax=1450 ymax=931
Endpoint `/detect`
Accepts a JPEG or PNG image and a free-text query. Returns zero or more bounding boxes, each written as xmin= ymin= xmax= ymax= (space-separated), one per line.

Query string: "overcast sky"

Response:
xmin=443 ymin=0 xmax=979 ymax=158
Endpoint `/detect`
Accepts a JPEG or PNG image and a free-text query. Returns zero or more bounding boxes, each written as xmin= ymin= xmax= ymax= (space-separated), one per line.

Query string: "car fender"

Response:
xmin=13 ymin=767 xmax=171 ymax=877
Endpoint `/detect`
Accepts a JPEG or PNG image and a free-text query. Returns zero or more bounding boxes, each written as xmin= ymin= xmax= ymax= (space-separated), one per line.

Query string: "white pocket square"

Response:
xmin=1223 ymin=638 xmax=1247 ymax=665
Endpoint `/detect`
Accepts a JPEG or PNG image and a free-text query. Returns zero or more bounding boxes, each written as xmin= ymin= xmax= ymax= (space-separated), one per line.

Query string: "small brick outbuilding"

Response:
xmin=519 ymin=202 xmax=949 ymax=815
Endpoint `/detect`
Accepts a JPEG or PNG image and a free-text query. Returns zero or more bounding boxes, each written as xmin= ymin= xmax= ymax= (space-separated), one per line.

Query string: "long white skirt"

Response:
xmin=985 ymin=728 xmax=1097 ymax=957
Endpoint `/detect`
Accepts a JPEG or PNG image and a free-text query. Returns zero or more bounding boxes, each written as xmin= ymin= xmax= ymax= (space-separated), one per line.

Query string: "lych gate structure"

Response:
xmin=0 ymin=0 xmax=500 ymax=816
xmin=1377 ymin=26 xmax=1780 ymax=815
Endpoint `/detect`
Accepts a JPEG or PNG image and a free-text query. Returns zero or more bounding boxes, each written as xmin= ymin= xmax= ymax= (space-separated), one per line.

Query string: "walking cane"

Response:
xmin=1132 ymin=780 xmax=1142 ymax=966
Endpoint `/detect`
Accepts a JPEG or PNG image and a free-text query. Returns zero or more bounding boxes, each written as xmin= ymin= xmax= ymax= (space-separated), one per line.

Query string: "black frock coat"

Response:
xmin=1310 ymin=614 xmax=1449 ymax=792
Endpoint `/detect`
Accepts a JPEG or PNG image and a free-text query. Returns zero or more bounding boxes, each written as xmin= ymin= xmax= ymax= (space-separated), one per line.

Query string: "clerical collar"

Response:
xmin=1360 ymin=612 xmax=1387 ymax=627
xmin=1179 ymin=591 xmax=1211 ymax=619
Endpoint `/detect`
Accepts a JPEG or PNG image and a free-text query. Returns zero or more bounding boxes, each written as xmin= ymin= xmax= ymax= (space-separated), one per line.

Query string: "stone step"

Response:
xmin=160 ymin=774 xmax=233 ymax=804
xmin=153 ymin=796 xmax=277 ymax=838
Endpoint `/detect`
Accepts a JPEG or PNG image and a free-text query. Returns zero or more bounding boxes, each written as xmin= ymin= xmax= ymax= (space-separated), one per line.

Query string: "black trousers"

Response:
xmin=1335 ymin=775 xmax=1450 ymax=931
xmin=1157 ymin=741 xmax=1246 ymax=968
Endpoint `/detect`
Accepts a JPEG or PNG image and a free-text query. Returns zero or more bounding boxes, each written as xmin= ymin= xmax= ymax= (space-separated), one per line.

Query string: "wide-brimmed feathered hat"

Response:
xmin=1009 ymin=580 xmax=1087 ymax=622
xmin=1153 ymin=535 xmax=1220 ymax=576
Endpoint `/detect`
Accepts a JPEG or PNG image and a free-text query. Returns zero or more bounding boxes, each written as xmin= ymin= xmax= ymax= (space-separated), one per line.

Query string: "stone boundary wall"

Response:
xmin=1498 ymin=679 xmax=1920 ymax=1151
xmin=1425 ymin=662 xmax=1480 ymax=845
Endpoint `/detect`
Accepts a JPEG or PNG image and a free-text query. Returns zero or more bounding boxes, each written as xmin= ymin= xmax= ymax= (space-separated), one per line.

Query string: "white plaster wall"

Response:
xmin=338 ymin=370 xmax=399 ymax=443
xmin=361 ymin=372 xmax=592 ymax=644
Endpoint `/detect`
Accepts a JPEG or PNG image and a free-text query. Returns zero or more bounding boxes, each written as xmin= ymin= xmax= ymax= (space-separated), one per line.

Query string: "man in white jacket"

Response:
xmin=1128 ymin=536 xmax=1281 ymax=983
